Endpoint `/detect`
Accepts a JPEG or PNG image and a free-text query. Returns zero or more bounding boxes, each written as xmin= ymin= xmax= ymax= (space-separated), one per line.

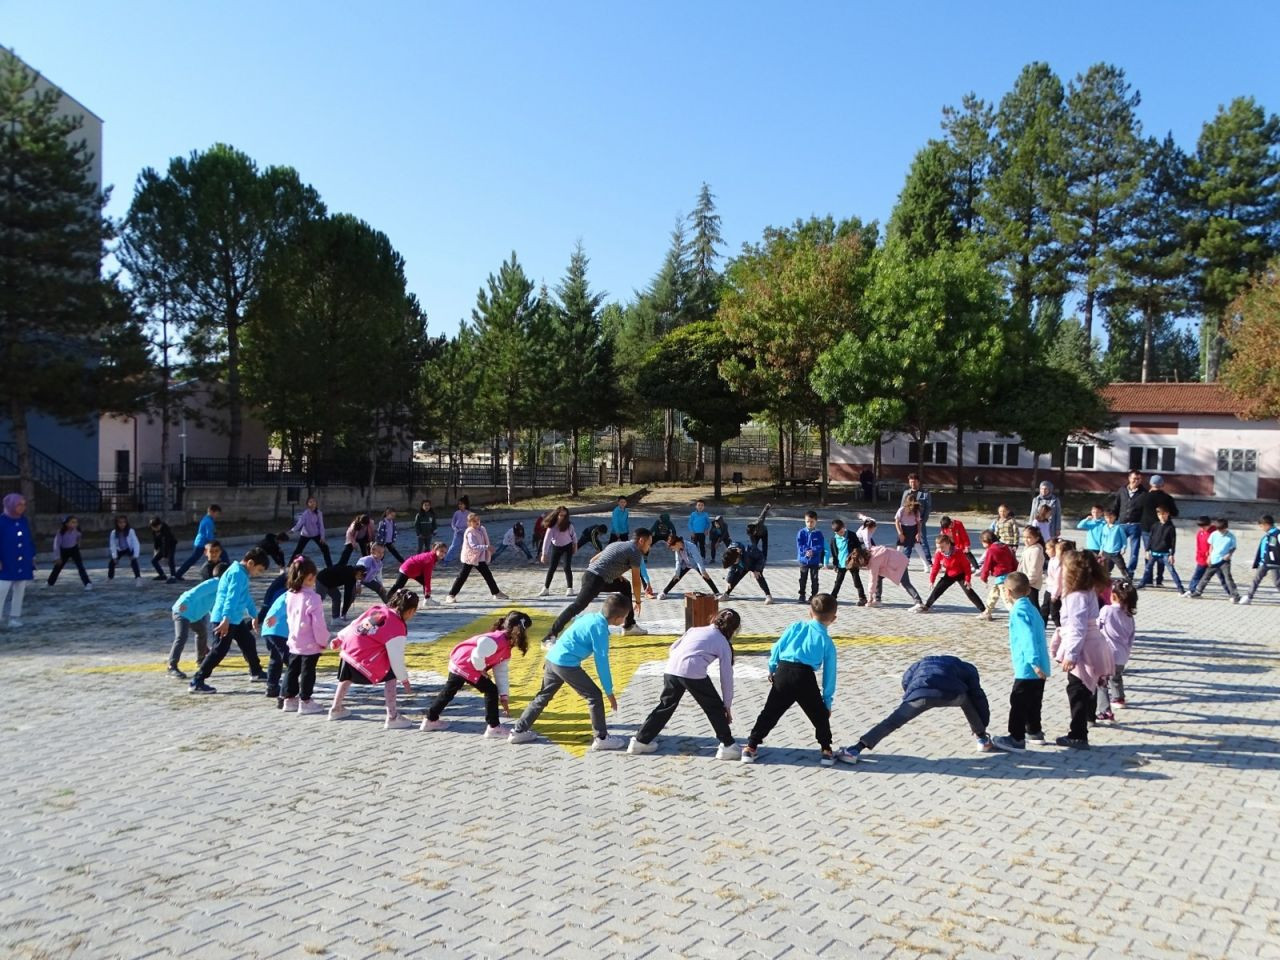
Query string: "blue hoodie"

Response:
xmin=172 ymin=578 xmax=219 ymax=622
xmin=546 ymin=611 xmax=615 ymax=696
xmin=1007 ymin=596 xmax=1050 ymax=680
xmin=193 ymin=513 xmax=217 ymax=548
xmin=260 ymin=592 xmax=290 ymax=638
xmin=211 ymin=562 xmax=256 ymax=624
xmin=768 ymin=619 xmax=837 ymax=708
xmin=796 ymin=527 xmax=825 ymax=567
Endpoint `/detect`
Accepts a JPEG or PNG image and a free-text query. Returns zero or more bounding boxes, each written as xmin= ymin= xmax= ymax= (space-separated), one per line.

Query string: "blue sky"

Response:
xmin=5 ymin=2 xmax=1279 ymax=335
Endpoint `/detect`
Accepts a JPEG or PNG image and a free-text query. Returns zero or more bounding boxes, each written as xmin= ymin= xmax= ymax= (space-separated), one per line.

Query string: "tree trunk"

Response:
xmin=1141 ymin=305 xmax=1155 ymax=383
xmin=1031 ymin=452 xmax=1041 ymax=490
xmin=570 ymin=427 xmax=580 ymax=496
xmin=777 ymin=422 xmax=785 ymax=490
xmin=787 ymin=422 xmax=796 ymax=479
xmin=873 ymin=435 xmax=882 ymax=499
xmin=713 ymin=442 xmax=723 ymax=501
xmin=1205 ymin=317 xmax=1222 ymax=382
xmin=1083 ymin=288 xmax=1095 ymax=349
xmin=1057 ymin=441 xmax=1068 ymax=492
xmin=916 ymin=427 xmax=927 ymax=477
xmin=818 ymin=416 xmax=829 ymax=506
xmin=9 ymin=398 xmax=36 ymax=514
xmin=663 ymin=409 xmax=674 ymax=482
xmin=225 ymin=312 xmax=243 ymax=471
xmin=505 ymin=427 xmax=515 ymax=505
xmin=695 ymin=441 xmax=705 ymax=482
xmin=613 ymin=425 xmax=622 ymax=485
xmin=366 ymin=452 xmax=376 ymax=510
xmin=955 ymin=425 xmax=965 ymax=495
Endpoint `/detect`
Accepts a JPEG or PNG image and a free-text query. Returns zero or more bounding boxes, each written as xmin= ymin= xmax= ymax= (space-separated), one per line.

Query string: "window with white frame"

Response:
xmin=1051 ymin=443 xmax=1096 ymax=470
xmin=977 ymin=441 xmax=1020 ymax=466
xmin=1129 ymin=446 xmax=1176 ymax=473
xmin=907 ymin=441 xmax=948 ymax=465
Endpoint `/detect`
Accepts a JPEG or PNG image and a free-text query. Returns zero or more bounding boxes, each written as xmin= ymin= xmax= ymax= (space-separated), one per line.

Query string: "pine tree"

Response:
xmin=686 ymin=183 xmax=723 ymax=323
xmin=940 ymin=93 xmax=995 ymax=233
xmin=632 ymin=220 xmax=690 ymax=479
xmin=887 ymin=140 xmax=963 ymax=258
xmin=1187 ymin=96 xmax=1280 ymax=380
xmin=1060 ymin=63 xmax=1144 ymax=346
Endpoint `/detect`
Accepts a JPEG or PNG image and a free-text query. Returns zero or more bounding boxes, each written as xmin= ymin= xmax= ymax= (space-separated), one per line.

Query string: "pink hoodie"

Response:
xmin=336 ymin=605 xmax=409 ymax=683
xmin=460 ymin=525 xmax=491 ymax=565
xmin=1050 ymin=589 xmax=1114 ymax=692
xmin=285 ymin=587 xmax=329 ymax=655
xmin=866 ymin=545 xmax=909 ymax=594
xmin=449 ymin=629 xmax=514 ymax=692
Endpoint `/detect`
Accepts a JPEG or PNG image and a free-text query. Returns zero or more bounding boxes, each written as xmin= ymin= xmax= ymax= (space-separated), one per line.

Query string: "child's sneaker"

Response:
xmin=1112 ymin=699 xmax=1126 ymax=709
xmin=188 ymin=680 xmax=216 ymax=694
xmin=420 ymin=718 xmax=449 ymax=732
xmin=422 ymin=595 xmax=439 ymax=606
xmin=1096 ymin=710 xmax=1115 ymax=722
xmin=282 ymin=697 xmax=299 ymax=712
xmin=508 ymin=729 xmax=536 ymax=744
xmin=166 ymin=665 xmax=187 ymax=680
xmin=1026 ymin=730 xmax=1047 ymax=744
xmin=714 ymin=593 xmax=728 ymax=602
xmin=910 ymin=604 xmax=928 ymax=614
xmin=134 ymin=578 xmax=144 ymax=588
xmin=1055 ymin=735 xmax=1091 ymax=750
xmin=492 ymin=592 xmax=510 ymax=601
xmin=564 ymin=587 xmax=574 ymax=596
xmin=298 ymin=700 xmax=325 ymax=715
xmin=975 ymin=735 xmax=996 ymax=752
xmin=715 ymin=742 xmax=741 ymax=761
xmin=483 ymin=724 xmax=510 ymax=739
xmin=384 ymin=716 xmax=413 ymax=730
xmin=739 ymin=745 xmax=758 ymax=764
xmin=442 ymin=595 xmax=457 ymax=604
xmin=627 ymin=737 xmax=657 ymax=755
xmin=763 ymin=595 xmax=774 ymax=605
xmin=991 ymin=735 xmax=1026 ymax=752
xmin=834 ymin=744 xmax=863 ymax=764
xmin=535 ymin=587 xmax=549 ymax=597
xmin=589 ymin=735 xmax=626 ymax=751
xmin=820 ymin=748 xmax=835 ymax=767
xmin=656 ymin=592 xmax=668 ymax=601
xmin=622 ymin=624 xmax=648 ymax=636
xmin=276 ymin=697 xmax=285 ymax=710
xmin=1239 ymin=595 xmax=1252 ymax=605
xmin=328 ymin=706 xmax=351 ymax=720
xmin=83 ymin=582 xmax=93 ymax=591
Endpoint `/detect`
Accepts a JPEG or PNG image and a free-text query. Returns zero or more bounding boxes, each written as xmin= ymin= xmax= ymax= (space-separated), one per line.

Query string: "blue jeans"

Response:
xmin=1139 ymin=553 xmax=1184 ymax=591
xmin=174 ymin=544 xmax=204 ymax=578
xmin=263 ymin=634 xmax=290 ymax=695
xmin=1122 ymin=523 xmax=1145 ymax=575
xmin=443 ymin=530 xmax=464 ymax=565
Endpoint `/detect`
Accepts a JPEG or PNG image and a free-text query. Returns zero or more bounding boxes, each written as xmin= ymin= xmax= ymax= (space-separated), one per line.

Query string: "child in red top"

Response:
xmin=977 ymin=530 xmax=1018 ymax=621
xmin=1187 ymin=515 xmax=1226 ymax=596
xmin=390 ymin=542 xmax=446 ymax=603
xmin=919 ymin=535 xmax=985 ymax=613
xmin=938 ymin=516 xmax=978 ymax=569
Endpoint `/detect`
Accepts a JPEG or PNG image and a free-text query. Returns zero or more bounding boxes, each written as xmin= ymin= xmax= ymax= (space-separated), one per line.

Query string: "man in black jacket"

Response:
xmin=1111 ymin=471 xmax=1147 ymax=576
xmin=1136 ymin=475 xmax=1178 ymax=580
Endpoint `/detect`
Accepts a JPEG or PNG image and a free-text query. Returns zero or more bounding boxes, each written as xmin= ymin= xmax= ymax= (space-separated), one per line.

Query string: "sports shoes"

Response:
xmin=536 ymin=587 xmax=549 ymax=597
xmin=276 ymin=697 xmax=285 ymax=710
xmin=83 ymin=583 xmax=93 ymax=592
xmin=1239 ymin=595 xmax=1252 ymax=605
xmin=328 ymin=706 xmax=351 ymax=720
xmin=422 ymin=595 xmax=439 ymax=606
xmin=508 ymin=728 xmax=536 ymax=744
xmin=910 ymin=604 xmax=927 ymax=614
xmin=627 ymin=737 xmax=657 ymax=755
xmin=763 ymin=595 xmax=774 ymax=605
xmin=1112 ymin=700 xmax=1126 ymax=709
xmin=8 ymin=618 xmax=23 ymax=628
xmin=493 ymin=592 xmax=510 ymax=601
xmin=740 ymin=745 xmax=758 ymax=764
xmin=384 ymin=716 xmax=414 ymax=730
xmin=715 ymin=593 xmax=728 ymax=602
xmin=1026 ymin=730 xmax=1047 ymax=744
xmin=134 ymin=578 xmax=144 ymax=588
xmin=483 ymin=725 xmax=510 ymax=739
xmin=715 ymin=743 xmax=742 ymax=761
xmin=1096 ymin=710 xmax=1115 ymax=722
xmin=420 ymin=718 xmax=449 ymax=732
xmin=589 ymin=735 xmax=626 ymax=751
xmin=166 ymin=665 xmax=188 ymax=680
xmin=820 ymin=748 xmax=835 ymax=767
xmin=250 ymin=673 xmax=268 ymax=683
xmin=992 ymin=735 xmax=1026 ymax=752
xmin=864 ymin=599 xmax=879 ymax=608
xmin=188 ymin=680 xmax=216 ymax=694
xmin=834 ymin=744 xmax=863 ymax=764
xmin=975 ymin=735 xmax=996 ymax=752
xmin=1055 ymin=735 xmax=1091 ymax=750
xmin=623 ymin=624 xmax=648 ymax=636
xmin=282 ymin=697 xmax=299 ymax=712
xmin=298 ymin=700 xmax=325 ymax=715
xmin=564 ymin=588 xmax=574 ymax=596
xmin=442 ymin=595 xmax=457 ymax=604
xmin=656 ymin=592 xmax=668 ymax=601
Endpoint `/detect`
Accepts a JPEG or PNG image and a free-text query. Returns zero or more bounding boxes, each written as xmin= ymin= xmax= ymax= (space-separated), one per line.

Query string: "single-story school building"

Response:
xmin=829 ymin=382 xmax=1280 ymax=501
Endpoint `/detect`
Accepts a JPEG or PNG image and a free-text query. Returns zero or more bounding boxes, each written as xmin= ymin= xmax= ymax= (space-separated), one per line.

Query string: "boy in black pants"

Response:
xmin=742 ymin=593 xmax=839 ymax=766
xmin=148 ymin=517 xmax=178 ymax=581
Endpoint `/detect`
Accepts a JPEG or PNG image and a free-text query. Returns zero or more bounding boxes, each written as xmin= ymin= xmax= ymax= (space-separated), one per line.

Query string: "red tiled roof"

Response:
xmin=1100 ymin=382 xmax=1245 ymax=416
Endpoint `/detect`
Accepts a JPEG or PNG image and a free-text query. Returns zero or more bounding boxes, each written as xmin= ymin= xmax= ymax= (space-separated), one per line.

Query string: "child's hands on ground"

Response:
xmin=607 ymin=694 xmax=618 ymax=712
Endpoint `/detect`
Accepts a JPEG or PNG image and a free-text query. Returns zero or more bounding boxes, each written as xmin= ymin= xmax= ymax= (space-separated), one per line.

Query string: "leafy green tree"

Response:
xmin=646 ymin=322 xmax=751 ymax=500
xmin=550 ymin=242 xmax=616 ymax=494
xmin=940 ymin=93 xmax=995 ymax=232
xmin=813 ymin=239 xmax=1008 ymax=481
xmin=0 ymin=53 xmax=151 ymax=510
xmin=1060 ymin=63 xmax=1143 ymax=345
xmin=887 ymin=140 xmax=963 ymax=258
xmin=471 ymin=252 xmax=538 ymax=503
xmin=1187 ymin=96 xmax=1280 ymax=380
xmin=998 ymin=363 xmax=1116 ymax=489
xmin=120 ymin=143 xmax=323 ymax=464
xmin=721 ymin=216 xmax=877 ymax=501
xmin=1221 ymin=260 xmax=1280 ymax=418
xmin=981 ymin=62 xmax=1069 ymax=328
xmin=1104 ymin=134 xmax=1193 ymax=381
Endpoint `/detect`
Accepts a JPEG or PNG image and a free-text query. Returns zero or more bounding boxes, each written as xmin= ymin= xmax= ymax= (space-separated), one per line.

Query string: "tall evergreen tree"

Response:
xmin=686 ymin=183 xmax=723 ymax=324
xmin=1060 ymin=63 xmax=1143 ymax=345
xmin=471 ymin=252 xmax=537 ymax=503
xmin=0 ymin=53 xmax=151 ymax=510
xmin=981 ymin=63 xmax=1069 ymax=327
xmin=940 ymin=93 xmax=995 ymax=233
xmin=1187 ymin=96 xmax=1280 ymax=380
xmin=887 ymin=140 xmax=964 ymax=258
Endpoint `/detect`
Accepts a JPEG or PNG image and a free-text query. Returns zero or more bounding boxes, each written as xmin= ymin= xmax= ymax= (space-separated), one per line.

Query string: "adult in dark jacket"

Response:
xmin=836 ymin=655 xmax=994 ymax=761
xmin=1135 ymin=475 xmax=1178 ymax=578
xmin=1110 ymin=471 xmax=1147 ymax=575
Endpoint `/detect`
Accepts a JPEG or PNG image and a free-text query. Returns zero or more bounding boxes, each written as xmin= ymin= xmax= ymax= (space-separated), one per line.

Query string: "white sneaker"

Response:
xmin=483 ymin=724 xmax=510 ymax=739
xmin=564 ymin=588 xmax=574 ymax=596
xmin=623 ymin=624 xmax=648 ymax=636
xmin=909 ymin=604 xmax=927 ymax=613
xmin=420 ymin=718 xmax=449 ymax=732
xmin=442 ymin=595 xmax=457 ymax=604
xmin=536 ymin=587 xmax=549 ymax=597
xmin=282 ymin=697 xmax=299 ymax=712
xmin=590 ymin=735 xmax=626 ymax=751
xmin=493 ymin=592 xmax=510 ymax=600
xmin=1239 ymin=595 xmax=1252 ymax=605
xmin=763 ymin=596 xmax=774 ymax=605
xmin=84 ymin=583 xmax=93 ymax=592
xmin=328 ymin=706 xmax=351 ymax=721
xmin=8 ymin=618 xmax=22 ymax=628
xmin=714 ymin=593 xmax=727 ymax=601
xmin=384 ymin=716 xmax=414 ymax=730
xmin=627 ymin=737 xmax=657 ymax=755
xmin=508 ymin=728 xmax=536 ymax=744
xmin=715 ymin=743 xmax=742 ymax=761
xmin=135 ymin=579 xmax=144 ymax=588
xmin=422 ymin=595 xmax=439 ymax=606
xmin=298 ymin=700 xmax=325 ymax=715
xmin=656 ymin=592 xmax=668 ymax=601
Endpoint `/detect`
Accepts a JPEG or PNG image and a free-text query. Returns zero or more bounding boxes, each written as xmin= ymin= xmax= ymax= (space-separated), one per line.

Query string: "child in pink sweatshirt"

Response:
xmin=282 ymin=557 xmax=331 ymax=715
xmin=1050 ymin=550 xmax=1114 ymax=749
xmin=421 ymin=611 xmax=532 ymax=736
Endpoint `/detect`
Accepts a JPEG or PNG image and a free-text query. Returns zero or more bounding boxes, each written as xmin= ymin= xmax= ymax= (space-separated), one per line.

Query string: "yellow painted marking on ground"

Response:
xmin=77 ymin=610 xmax=930 ymax=757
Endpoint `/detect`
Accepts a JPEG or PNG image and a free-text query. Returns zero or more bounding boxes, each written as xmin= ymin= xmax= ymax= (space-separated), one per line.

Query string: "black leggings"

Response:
xmin=636 ymin=674 xmax=734 ymax=746
xmin=318 ymin=581 xmax=356 ymax=618
xmin=292 ymin=536 xmax=333 ymax=567
xmin=427 ymin=671 xmax=502 ymax=727
xmin=108 ymin=551 xmax=141 ymax=579
xmin=549 ymin=571 xmax=635 ymax=638
xmin=747 ymin=661 xmax=831 ymax=749
xmin=338 ymin=540 xmax=371 ymax=567
xmin=151 ymin=545 xmax=176 ymax=579
xmin=725 ymin=566 xmax=771 ymax=598
xmin=48 ymin=547 xmax=90 ymax=586
xmin=923 ymin=574 xmax=984 ymax=610
xmin=544 ymin=543 xmax=574 ymax=589
xmin=382 ymin=543 xmax=405 ymax=563
xmin=449 ymin=562 xmax=500 ymax=598
xmin=194 ymin=621 xmax=262 ymax=681
xmin=285 ymin=652 xmax=320 ymax=700
xmin=662 ymin=566 xmax=717 ymax=596
xmin=831 ymin=567 xmax=866 ymax=603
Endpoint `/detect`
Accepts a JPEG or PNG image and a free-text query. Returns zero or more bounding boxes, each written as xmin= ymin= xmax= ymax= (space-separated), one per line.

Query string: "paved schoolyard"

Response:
xmin=1 ymin=509 xmax=1278 ymax=959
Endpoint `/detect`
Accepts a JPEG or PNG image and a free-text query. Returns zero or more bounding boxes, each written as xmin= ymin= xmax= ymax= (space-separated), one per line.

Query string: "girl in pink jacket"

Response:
xmin=442 ymin=513 xmax=509 ymax=604
xmin=282 ymin=557 xmax=331 ymax=715
xmin=390 ymin=541 xmax=446 ymax=601
xmin=851 ymin=544 xmax=924 ymax=609
xmin=420 ymin=610 xmax=532 ymax=736
xmin=328 ymin=590 xmax=419 ymax=728
xmin=1049 ymin=550 xmax=1114 ymax=750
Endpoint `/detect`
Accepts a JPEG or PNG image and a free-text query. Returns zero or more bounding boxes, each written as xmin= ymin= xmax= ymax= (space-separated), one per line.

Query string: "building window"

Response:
xmin=1052 ymin=444 xmax=1096 ymax=470
xmin=1129 ymin=446 xmax=1176 ymax=474
xmin=977 ymin=442 xmax=1020 ymax=467
xmin=908 ymin=441 xmax=948 ymax=465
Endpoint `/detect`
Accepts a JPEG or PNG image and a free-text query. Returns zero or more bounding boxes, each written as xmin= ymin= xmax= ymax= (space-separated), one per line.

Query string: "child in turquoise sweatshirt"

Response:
xmin=992 ymin=571 xmax=1050 ymax=752
xmin=742 ymin=593 xmax=839 ymax=766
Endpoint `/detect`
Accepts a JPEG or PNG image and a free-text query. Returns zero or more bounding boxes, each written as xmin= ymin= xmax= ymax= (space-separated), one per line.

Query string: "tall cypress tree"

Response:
xmin=887 ymin=140 xmax=964 ymax=258
xmin=1187 ymin=96 xmax=1280 ymax=380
